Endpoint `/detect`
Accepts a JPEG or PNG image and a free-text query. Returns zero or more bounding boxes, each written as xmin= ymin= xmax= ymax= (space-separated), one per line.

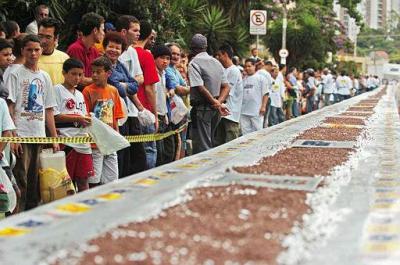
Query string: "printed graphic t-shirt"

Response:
xmin=6 ymin=65 xmax=56 ymax=137
xmin=53 ymin=84 xmax=92 ymax=154
xmin=82 ymin=83 xmax=125 ymax=131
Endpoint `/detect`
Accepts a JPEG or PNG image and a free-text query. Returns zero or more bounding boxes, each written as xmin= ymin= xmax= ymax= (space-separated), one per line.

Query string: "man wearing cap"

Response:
xmin=188 ymin=34 xmax=230 ymax=154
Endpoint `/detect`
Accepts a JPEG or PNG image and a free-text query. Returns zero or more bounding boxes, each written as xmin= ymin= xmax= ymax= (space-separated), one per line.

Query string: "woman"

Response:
xmin=102 ymin=32 xmax=147 ymax=178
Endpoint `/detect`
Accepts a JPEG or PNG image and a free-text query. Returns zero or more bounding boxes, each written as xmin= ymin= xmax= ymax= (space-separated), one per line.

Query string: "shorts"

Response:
xmin=89 ymin=149 xmax=118 ymax=184
xmin=66 ymin=149 xmax=94 ymax=180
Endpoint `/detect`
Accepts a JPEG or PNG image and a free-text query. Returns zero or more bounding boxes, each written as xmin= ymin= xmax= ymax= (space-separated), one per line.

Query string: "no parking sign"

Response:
xmin=250 ymin=10 xmax=267 ymax=35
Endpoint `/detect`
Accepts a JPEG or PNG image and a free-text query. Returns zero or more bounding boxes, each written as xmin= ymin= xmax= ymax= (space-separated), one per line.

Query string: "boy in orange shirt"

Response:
xmin=82 ymin=57 xmax=125 ymax=186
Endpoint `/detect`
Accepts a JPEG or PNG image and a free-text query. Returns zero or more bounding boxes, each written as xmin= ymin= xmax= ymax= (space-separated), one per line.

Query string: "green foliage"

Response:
xmin=264 ymin=0 xmax=340 ymax=69
xmin=337 ymin=0 xmax=363 ymax=25
xmin=337 ymin=60 xmax=359 ymax=76
xmin=0 ymin=0 xmax=251 ymax=56
xmin=357 ymin=26 xmax=400 ymax=63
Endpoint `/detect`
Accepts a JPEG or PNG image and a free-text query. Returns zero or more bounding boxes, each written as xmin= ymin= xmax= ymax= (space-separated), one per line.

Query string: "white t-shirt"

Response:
xmin=322 ymin=73 xmax=335 ymax=94
xmin=353 ymin=79 xmax=360 ymax=90
xmin=0 ymin=98 xmax=16 ymax=167
xmin=155 ymin=71 xmax=168 ymax=116
xmin=270 ymin=78 xmax=286 ymax=108
xmin=224 ymin=65 xmax=243 ymax=123
xmin=119 ymin=46 xmax=143 ymax=117
xmin=257 ymin=69 xmax=273 ymax=86
xmin=53 ymin=84 xmax=91 ymax=154
xmin=241 ymin=73 xmax=268 ymax=117
xmin=6 ymin=65 xmax=56 ymax=137
xmin=336 ymin=75 xmax=351 ymax=95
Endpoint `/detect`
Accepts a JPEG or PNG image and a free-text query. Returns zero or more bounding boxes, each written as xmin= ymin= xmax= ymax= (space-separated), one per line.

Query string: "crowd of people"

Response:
xmin=0 ymin=4 xmax=380 ymax=215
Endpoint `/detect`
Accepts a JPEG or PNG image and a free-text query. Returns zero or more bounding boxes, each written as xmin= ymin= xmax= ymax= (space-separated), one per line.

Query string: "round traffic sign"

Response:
xmin=251 ymin=11 xmax=266 ymax=26
xmin=279 ymin=49 xmax=289 ymax=58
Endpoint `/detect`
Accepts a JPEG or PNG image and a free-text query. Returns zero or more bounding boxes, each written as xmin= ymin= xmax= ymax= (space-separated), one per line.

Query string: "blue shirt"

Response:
xmin=165 ymin=64 xmax=187 ymax=120
xmin=165 ymin=64 xmax=186 ymax=90
xmin=108 ymin=61 xmax=138 ymax=103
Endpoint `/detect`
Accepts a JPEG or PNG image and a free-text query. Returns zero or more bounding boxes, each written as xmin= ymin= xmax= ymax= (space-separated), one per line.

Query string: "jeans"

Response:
xmin=142 ymin=123 xmax=157 ymax=169
xmin=292 ymin=101 xmax=300 ymax=117
xmin=268 ymin=106 xmax=285 ymax=126
xmin=306 ymin=97 xmax=314 ymax=114
xmin=337 ymin=94 xmax=351 ymax=102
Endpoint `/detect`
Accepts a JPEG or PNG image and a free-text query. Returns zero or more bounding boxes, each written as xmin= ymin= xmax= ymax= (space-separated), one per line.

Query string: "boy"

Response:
xmin=67 ymin=12 xmax=104 ymax=87
xmin=269 ymin=67 xmax=286 ymax=126
xmin=215 ymin=44 xmax=243 ymax=145
xmin=153 ymin=44 xmax=174 ymax=166
xmin=6 ymin=34 xmax=59 ymax=210
xmin=54 ymin=58 xmax=93 ymax=192
xmin=82 ymin=56 xmax=124 ymax=186
xmin=0 ymin=38 xmax=13 ymax=99
xmin=240 ymin=58 xmax=268 ymax=135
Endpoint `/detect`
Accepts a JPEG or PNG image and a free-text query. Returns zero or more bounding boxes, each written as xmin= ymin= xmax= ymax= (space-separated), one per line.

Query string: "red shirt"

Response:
xmin=67 ymin=38 xmax=100 ymax=77
xmin=135 ymin=47 xmax=159 ymax=111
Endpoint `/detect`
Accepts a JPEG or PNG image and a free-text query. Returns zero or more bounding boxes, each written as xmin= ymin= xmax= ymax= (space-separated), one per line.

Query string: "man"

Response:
xmin=257 ymin=60 xmax=273 ymax=127
xmin=6 ymin=35 xmax=59 ymax=210
xmin=287 ymin=67 xmax=300 ymax=117
xmin=25 ymin=4 xmax=49 ymax=35
xmin=303 ymin=69 xmax=317 ymax=113
xmin=115 ymin=15 xmax=147 ymax=174
xmin=67 ymin=12 xmax=104 ymax=88
xmin=165 ymin=43 xmax=190 ymax=158
xmin=38 ymin=18 xmax=69 ymax=85
xmin=321 ymin=68 xmax=335 ymax=106
xmin=336 ymin=71 xmax=352 ymax=102
xmin=250 ymin=47 xmax=260 ymax=60
xmin=188 ymin=34 xmax=230 ymax=154
xmin=145 ymin=30 xmax=157 ymax=50
xmin=214 ymin=44 xmax=243 ymax=145
xmin=134 ymin=21 xmax=160 ymax=169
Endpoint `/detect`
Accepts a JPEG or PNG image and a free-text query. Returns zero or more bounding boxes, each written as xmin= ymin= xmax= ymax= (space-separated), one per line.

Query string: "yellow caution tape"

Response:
xmin=0 ymin=124 xmax=187 ymax=144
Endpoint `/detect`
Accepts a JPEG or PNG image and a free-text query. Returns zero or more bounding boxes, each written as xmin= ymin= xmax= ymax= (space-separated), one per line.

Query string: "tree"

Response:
xmin=263 ymin=0 xmax=341 ymax=69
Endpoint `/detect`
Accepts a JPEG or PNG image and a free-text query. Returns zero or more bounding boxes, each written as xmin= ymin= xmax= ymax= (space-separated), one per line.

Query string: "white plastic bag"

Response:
xmin=0 ymin=167 xmax=16 ymax=212
xmin=138 ymin=109 xmax=156 ymax=126
xmin=88 ymin=113 xmax=130 ymax=155
xmin=170 ymin=95 xmax=188 ymax=125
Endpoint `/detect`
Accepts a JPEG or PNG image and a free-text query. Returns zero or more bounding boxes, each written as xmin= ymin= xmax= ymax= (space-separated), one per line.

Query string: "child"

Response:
xmin=153 ymin=44 xmax=175 ymax=166
xmin=269 ymin=67 xmax=286 ymax=126
xmin=240 ymin=58 xmax=269 ymax=135
xmin=54 ymin=58 xmax=93 ymax=192
xmin=6 ymin=34 xmax=59 ymax=210
xmin=82 ymin=56 xmax=125 ymax=186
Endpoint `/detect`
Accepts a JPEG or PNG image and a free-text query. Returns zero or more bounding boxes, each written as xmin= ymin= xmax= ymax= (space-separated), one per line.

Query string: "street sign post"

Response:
xmin=250 ymin=10 xmax=267 ymax=35
xmin=250 ymin=10 xmax=267 ymax=51
xmin=279 ymin=48 xmax=289 ymax=65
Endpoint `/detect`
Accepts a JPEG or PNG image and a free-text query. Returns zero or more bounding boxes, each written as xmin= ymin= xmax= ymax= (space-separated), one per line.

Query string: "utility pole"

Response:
xmin=281 ymin=0 xmax=288 ymax=65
